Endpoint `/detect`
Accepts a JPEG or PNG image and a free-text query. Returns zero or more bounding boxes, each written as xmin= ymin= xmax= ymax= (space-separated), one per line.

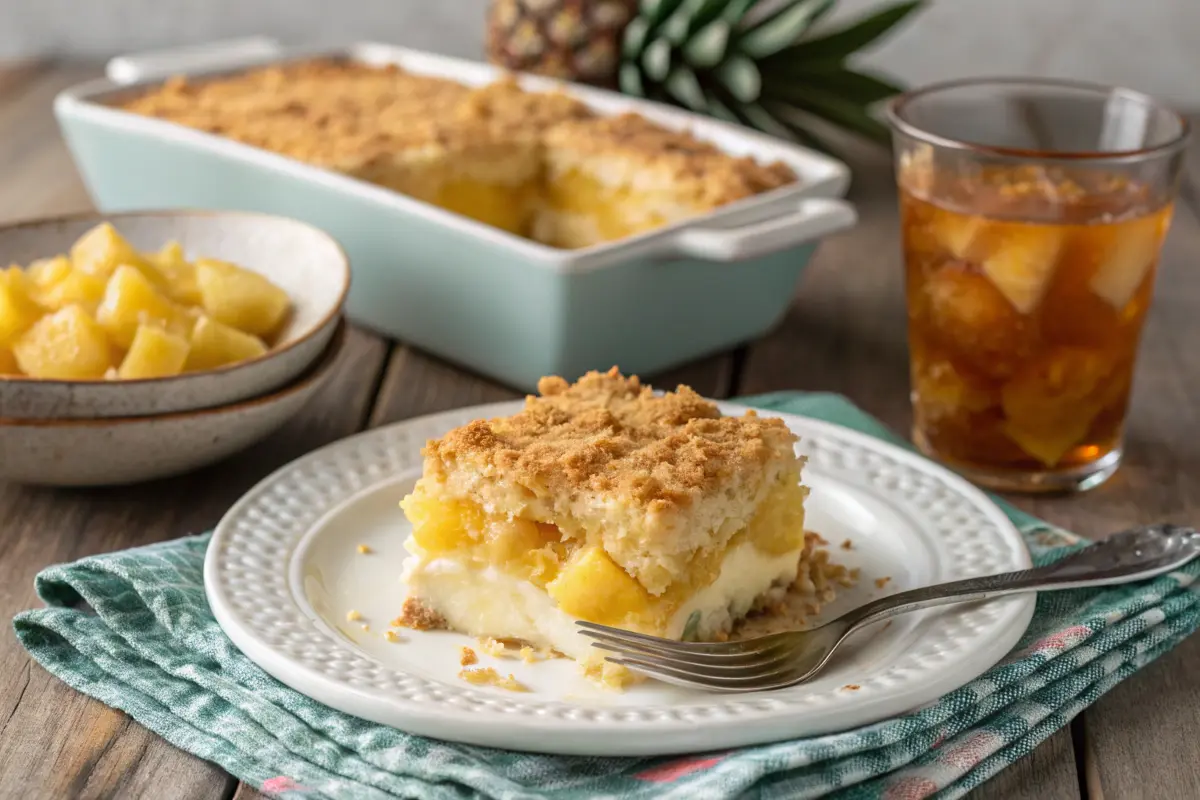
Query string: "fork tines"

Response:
xmin=575 ymin=620 xmax=813 ymax=692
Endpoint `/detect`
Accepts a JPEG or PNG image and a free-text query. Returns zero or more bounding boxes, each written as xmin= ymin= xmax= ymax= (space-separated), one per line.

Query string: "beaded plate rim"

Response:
xmin=206 ymin=400 xmax=1035 ymax=756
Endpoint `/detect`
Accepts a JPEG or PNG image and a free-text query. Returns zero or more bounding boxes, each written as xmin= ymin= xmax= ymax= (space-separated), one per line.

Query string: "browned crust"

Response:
xmin=544 ymin=112 xmax=797 ymax=207
xmin=423 ymin=367 xmax=797 ymax=513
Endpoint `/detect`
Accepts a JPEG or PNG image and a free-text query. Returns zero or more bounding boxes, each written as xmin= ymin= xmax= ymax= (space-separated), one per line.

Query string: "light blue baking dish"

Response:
xmin=55 ymin=38 xmax=857 ymax=392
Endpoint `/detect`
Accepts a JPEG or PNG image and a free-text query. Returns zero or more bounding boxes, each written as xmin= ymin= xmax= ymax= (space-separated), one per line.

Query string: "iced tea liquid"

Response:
xmin=900 ymin=166 xmax=1172 ymax=484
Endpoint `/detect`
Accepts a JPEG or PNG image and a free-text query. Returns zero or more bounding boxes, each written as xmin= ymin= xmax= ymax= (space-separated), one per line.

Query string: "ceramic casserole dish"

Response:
xmin=55 ymin=37 xmax=857 ymax=392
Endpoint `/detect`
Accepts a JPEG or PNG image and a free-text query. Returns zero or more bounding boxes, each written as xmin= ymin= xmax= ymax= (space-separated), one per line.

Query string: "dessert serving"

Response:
xmin=115 ymin=59 xmax=798 ymax=249
xmin=0 ymin=222 xmax=291 ymax=380
xmin=398 ymin=368 xmax=843 ymax=684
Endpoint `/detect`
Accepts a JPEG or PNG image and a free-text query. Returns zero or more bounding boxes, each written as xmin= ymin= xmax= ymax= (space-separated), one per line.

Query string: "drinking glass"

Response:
xmin=887 ymin=79 xmax=1189 ymax=492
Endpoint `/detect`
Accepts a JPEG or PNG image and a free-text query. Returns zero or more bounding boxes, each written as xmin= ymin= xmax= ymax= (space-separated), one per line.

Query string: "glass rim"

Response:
xmin=886 ymin=76 xmax=1191 ymax=163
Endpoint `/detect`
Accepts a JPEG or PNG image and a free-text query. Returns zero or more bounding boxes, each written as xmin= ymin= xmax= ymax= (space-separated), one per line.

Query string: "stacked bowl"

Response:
xmin=0 ymin=210 xmax=350 ymax=486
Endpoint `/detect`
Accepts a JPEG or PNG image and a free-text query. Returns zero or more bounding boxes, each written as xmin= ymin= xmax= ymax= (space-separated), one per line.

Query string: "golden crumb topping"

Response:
xmin=544 ymin=113 xmax=796 ymax=207
xmin=459 ymin=646 xmax=478 ymax=666
xmin=114 ymin=59 xmax=797 ymax=228
xmin=424 ymin=367 xmax=796 ymax=513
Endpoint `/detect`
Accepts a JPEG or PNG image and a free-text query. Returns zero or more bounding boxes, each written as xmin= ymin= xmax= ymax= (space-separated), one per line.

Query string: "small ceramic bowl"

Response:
xmin=0 ymin=209 xmax=350 ymax=419
xmin=0 ymin=320 xmax=345 ymax=486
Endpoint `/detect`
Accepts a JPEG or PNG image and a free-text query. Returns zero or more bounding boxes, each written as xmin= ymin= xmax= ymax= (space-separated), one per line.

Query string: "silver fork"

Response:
xmin=576 ymin=524 xmax=1200 ymax=692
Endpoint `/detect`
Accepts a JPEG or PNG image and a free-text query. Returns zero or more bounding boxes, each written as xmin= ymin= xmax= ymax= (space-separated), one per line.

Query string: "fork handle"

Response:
xmin=841 ymin=529 xmax=1196 ymax=633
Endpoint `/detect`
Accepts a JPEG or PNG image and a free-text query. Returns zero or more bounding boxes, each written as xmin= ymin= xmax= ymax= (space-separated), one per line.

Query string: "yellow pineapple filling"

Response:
xmin=400 ymin=477 xmax=808 ymax=634
xmin=540 ymin=168 xmax=672 ymax=245
xmin=434 ymin=176 xmax=540 ymax=236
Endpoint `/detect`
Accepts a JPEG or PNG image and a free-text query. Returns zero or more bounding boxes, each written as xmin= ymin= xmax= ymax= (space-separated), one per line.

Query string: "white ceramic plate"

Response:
xmin=206 ymin=401 xmax=1034 ymax=756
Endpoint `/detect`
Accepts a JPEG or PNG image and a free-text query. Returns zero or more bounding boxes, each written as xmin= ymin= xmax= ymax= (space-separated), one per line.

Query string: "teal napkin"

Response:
xmin=13 ymin=393 xmax=1200 ymax=800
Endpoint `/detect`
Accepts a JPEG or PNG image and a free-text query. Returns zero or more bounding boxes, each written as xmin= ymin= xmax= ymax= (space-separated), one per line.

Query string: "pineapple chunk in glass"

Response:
xmin=1000 ymin=347 xmax=1116 ymax=466
xmin=185 ymin=315 xmax=267 ymax=372
xmin=12 ymin=305 xmax=114 ymax=379
xmin=978 ymin=224 xmax=1064 ymax=314
xmin=924 ymin=263 xmax=1038 ymax=379
xmin=118 ymin=324 xmax=191 ymax=379
xmin=0 ymin=268 xmax=42 ymax=346
xmin=195 ymin=258 xmax=290 ymax=338
xmin=1089 ymin=212 xmax=1167 ymax=310
xmin=95 ymin=265 xmax=190 ymax=350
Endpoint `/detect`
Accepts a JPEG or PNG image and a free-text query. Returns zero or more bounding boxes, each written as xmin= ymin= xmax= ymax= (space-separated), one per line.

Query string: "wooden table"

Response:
xmin=1 ymin=63 xmax=1198 ymax=800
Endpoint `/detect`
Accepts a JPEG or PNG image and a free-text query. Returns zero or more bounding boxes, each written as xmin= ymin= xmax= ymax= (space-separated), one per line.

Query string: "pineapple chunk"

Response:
xmin=0 ymin=346 xmax=17 ymax=374
xmin=1090 ymin=213 xmax=1167 ymax=310
xmin=118 ymin=324 xmax=191 ymax=379
xmin=150 ymin=240 xmax=202 ymax=305
xmin=0 ymin=269 xmax=42 ymax=346
xmin=979 ymin=225 xmax=1064 ymax=313
xmin=400 ymin=496 xmax=483 ymax=553
xmin=546 ymin=546 xmax=650 ymax=624
xmin=12 ymin=305 xmax=113 ymax=379
xmin=70 ymin=222 xmax=161 ymax=282
xmin=96 ymin=265 xmax=190 ymax=349
xmin=26 ymin=255 xmax=71 ymax=288
xmin=184 ymin=315 xmax=268 ymax=371
xmin=195 ymin=258 xmax=290 ymax=338
xmin=34 ymin=268 xmax=108 ymax=313
xmin=932 ymin=210 xmax=986 ymax=259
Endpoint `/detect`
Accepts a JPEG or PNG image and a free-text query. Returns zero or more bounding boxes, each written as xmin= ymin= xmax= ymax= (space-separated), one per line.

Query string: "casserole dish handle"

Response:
xmin=106 ymin=37 xmax=285 ymax=85
xmin=671 ymin=197 xmax=857 ymax=262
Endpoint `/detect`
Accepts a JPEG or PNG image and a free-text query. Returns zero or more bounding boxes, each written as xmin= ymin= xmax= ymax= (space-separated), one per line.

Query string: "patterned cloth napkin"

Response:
xmin=13 ymin=393 xmax=1200 ymax=800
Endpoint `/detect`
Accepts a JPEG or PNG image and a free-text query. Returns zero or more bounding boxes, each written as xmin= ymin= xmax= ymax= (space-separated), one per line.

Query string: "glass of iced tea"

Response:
xmin=887 ymin=79 xmax=1189 ymax=492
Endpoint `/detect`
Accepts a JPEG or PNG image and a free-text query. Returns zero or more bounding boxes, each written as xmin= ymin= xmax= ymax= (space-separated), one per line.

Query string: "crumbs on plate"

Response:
xmin=841 ymin=539 xmax=853 ymax=550
xmin=356 ymin=544 xmax=372 ymax=554
xmin=345 ymin=609 xmax=363 ymax=623
xmin=842 ymin=684 xmax=861 ymax=691
xmin=458 ymin=667 xmax=529 ymax=692
xmin=384 ymin=630 xmax=402 ymax=643
xmin=460 ymin=646 xmax=478 ymax=666
xmin=875 ymin=576 xmax=892 ymax=590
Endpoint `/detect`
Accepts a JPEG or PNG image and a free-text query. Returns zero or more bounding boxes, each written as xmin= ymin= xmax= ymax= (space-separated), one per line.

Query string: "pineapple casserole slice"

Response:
xmin=399 ymin=368 xmax=827 ymax=682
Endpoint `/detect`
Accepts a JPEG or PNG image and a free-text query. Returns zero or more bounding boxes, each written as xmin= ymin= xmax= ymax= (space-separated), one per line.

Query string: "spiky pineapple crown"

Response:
xmin=618 ymin=0 xmax=923 ymax=151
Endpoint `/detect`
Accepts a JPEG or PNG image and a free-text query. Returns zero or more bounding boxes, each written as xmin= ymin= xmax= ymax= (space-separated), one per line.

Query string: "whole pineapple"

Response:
xmin=486 ymin=0 xmax=923 ymax=151
xmin=486 ymin=0 xmax=639 ymax=87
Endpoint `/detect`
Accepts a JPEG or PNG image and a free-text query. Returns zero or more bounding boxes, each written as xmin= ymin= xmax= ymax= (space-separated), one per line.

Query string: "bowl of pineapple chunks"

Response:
xmin=0 ymin=319 xmax=345 ymax=486
xmin=0 ymin=210 xmax=348 ymax=418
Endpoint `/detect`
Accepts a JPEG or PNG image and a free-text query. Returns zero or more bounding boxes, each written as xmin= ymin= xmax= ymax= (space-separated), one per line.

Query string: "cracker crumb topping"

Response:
xmin=424 ymin=367 xmax=797 ymax=514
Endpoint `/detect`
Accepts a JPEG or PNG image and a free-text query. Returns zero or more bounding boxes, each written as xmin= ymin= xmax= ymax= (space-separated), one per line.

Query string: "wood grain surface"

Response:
xmin=0 ymin=61 xmax=1196 ymax=800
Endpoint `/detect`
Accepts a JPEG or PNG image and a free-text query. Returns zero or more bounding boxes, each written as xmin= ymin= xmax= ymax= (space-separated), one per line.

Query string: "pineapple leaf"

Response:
xmin=664 ymin=67 xmax=708 ymax=111
xmin=714 ymin=55 xmax=762 ymax=103
xmin=622 ymin=16 xmax=653 ymax=60
xmin=661 ymin=0 xmax=710 ymax=43
xmin=641 ymin=37 xmax=674 ymax=82
xmin=763 ymin=64 xmax=903 ymax=104
xmin=735 ymin=102 xmax=798 ymax=140
xmin=639 ymin=0 xmax=688 ymax=27
xmin=721 ymin=0 xmax=765 ymax=23
xmin=619 ymin=62 xmax=647 ymax=96
xmin=738 ymin=0 xmax=835 ymax=60
xmin=682 ymin=19 xmax=733 ymax=68
xmin=701 ymin=89 xmax=743 ymax=124
xmin=762 ymin=101 xmax=840 ymax=153
xmin=772 ymin=0 xmax=923 ymax=64
xmin=763 ymin=83 xmax=891 ymax=142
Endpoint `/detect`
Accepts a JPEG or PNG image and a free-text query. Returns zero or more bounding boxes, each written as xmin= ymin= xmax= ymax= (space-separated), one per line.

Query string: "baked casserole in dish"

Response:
xmin=55 ymin=38 xmax=856 ymax=391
